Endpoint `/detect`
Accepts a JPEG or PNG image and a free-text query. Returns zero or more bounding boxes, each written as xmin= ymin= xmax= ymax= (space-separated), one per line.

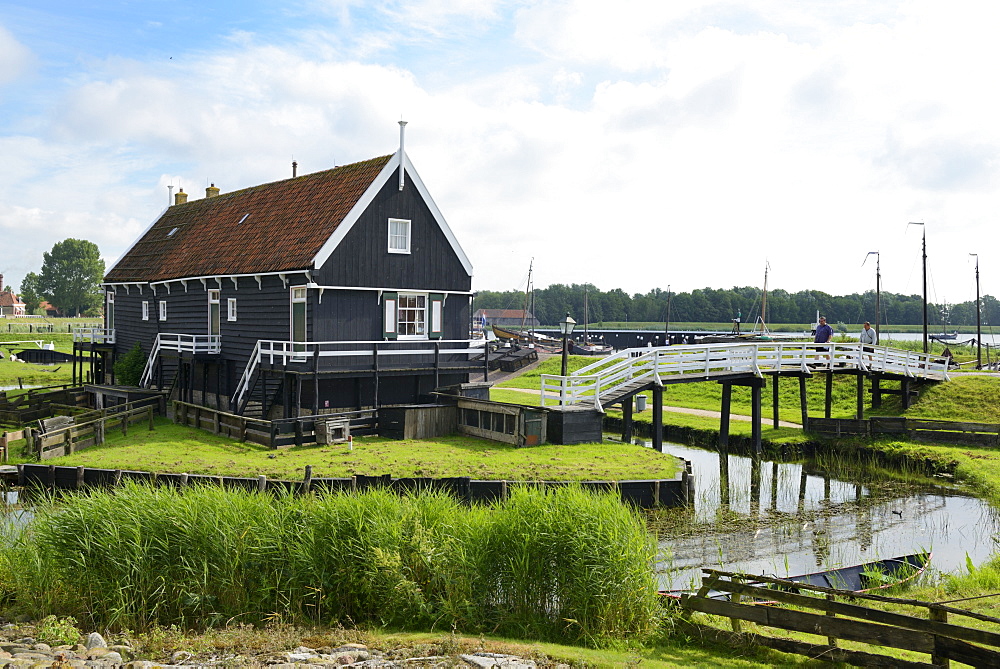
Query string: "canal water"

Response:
xmin=642 ymin=440 xmax=1000 ymax=591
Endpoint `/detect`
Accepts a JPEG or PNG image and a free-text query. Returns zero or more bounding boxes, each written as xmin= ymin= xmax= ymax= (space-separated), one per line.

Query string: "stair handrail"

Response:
xmin=138 ymin=334 xmax=162 ymax=388
xmin=232 ymin=339 xmax=264 ymax=412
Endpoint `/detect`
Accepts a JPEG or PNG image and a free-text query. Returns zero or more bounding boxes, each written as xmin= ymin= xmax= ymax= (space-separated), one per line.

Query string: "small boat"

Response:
xmin=930 ymin=332 xmax=958 ymax=342
xmin=661 ymin=552 xmax=930 ymax=600
xmin=570 ymin=339 xmax=613 ymax=356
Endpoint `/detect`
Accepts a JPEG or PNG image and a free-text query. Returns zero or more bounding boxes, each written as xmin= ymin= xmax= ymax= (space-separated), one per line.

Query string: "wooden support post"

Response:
xmin=652 ymin=385 xmax=663 ymax=452
xmin=856 ymin=373 xmax=865 ymax=420
xmin=825 ymin=593 xmax=839 ymax=649
xmin=257 ymin=475 xmax=267 ymax=492
xmin=930 ymin=606 xmax=950 ymax=668
xmin=434 ymin=341 xmax=440 ymax=390
xmin=313 ymin=348 xmax=320 ymax=416
xmin=824 ymin=372 xmax=833 ymax=419
xmin=749 ymin=454 xmax=761 ymax=511
xmin=902 ymin=378 xmax=912 ymax=410
xmin=301 ymin=464 xmax=313 ymax=494
xmin=719 ymin=451 xmax=730 ymax=507
xmin=719 ymin=383 xmax=732 ymax=449
xmin=771 ymin=375 xmax=779 ymax=429
xmin=871 ymin=376 xmax=882 ymax=408
xmin=76 ymin=465 xmax=85 ymax=490
xmin=751 ymin=380 xmax=762 ymax=453
xmin=622 ymin=396 xmax=634 ymax=445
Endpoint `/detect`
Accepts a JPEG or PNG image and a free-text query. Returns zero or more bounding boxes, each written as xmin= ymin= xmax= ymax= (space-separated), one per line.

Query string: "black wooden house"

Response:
xmin=85 ymin=129 xmax=478 ymax=417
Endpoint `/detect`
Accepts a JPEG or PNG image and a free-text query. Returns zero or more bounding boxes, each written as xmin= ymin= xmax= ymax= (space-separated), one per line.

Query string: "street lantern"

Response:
xmin=559 ymin=312 xmax=576 ymax=376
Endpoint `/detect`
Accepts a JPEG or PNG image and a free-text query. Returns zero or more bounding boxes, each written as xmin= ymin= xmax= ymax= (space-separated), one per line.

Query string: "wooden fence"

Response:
xmin=811 ymin=416 xmax=1000 ymax=446
xmin=0 ymin=428 xmax=25 ymax=463
xmin=679 ymin=568 xmax=1000 ymax=667
xmin=35 ymin=404 xmax=156 ymax=460
xmin=0 ymin=385 xmax=88 ymax=426
xmin=172 ymin=401 xmax=378 ymax=449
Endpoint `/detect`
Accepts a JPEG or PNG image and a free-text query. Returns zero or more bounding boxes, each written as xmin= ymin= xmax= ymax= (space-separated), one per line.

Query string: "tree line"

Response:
xmin=475 ymin=283 xmax=1000 ymax=328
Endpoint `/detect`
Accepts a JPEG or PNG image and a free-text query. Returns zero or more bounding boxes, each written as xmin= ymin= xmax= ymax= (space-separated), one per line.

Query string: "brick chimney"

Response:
xmin=0 ymin=273 xmax=4 ymax=291
xmin=206 ymin=183 xmax=220 ymax=198
xmin=174 ymin=188 xmax=188 ymax=205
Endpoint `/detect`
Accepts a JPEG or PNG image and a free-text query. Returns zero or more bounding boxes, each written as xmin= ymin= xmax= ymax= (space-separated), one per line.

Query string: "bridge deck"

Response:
xmin=541 ymin=342 xmax=948 ymax=411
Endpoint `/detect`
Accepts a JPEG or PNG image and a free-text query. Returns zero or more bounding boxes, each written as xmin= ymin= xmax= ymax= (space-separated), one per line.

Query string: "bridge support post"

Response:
xmin=771 ymin=375 xmax=779 ymax=429
xmin=622 ymin=397 xmax=633 ymax=445
xmin=856 ymin=373 xmax=865 ymax=420
xmin=901 ymin=378 xmax=912 ymax=409
xmin=719 ymin=383 xmax=732 ymax=449
xmin=824 ymin=373 xmax=833 ymax=419
xmin=871 ymin=377 xmax=882 ymax=408
xmin=799 ymin=375 xmax=809 ymax=430
xmin=652 ymin=385 xmax=663 ymax=452
xmin=751 ymin=380 xmax=762 ymax=453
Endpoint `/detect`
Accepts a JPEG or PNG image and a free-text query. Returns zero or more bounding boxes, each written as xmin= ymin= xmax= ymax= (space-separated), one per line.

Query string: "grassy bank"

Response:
xmin=5 ymin=419 xmax=682 ymax=480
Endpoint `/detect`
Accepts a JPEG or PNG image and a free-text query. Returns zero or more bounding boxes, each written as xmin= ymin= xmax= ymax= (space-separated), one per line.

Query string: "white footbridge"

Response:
xmin=541 ymin=342 xmax=950 ymax=412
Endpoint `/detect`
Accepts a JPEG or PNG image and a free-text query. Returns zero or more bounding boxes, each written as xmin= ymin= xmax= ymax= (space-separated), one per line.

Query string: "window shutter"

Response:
xmin=382 ymin=292 xmax=398 ymax=339
xmin=429 ymin=293 xmax=444 ymax=339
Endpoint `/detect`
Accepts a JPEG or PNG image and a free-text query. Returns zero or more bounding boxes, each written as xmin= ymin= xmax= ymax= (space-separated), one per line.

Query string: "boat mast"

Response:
xmin=584 ymin=286 xmax=589 ymax=345
xmin=908 ymin=222 xmax=928 ymax=352
xmin=521 ymin=258 xmax=533 ymax=338
xmin=761 ymin=263 xmax=768 ymax=332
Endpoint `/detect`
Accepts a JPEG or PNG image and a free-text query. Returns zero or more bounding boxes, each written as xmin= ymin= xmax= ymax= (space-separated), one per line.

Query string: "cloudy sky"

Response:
xmin=0 ymin=0 xmax=996 ymax=307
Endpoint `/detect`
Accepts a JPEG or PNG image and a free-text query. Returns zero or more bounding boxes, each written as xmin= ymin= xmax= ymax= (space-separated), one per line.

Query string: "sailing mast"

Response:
xmin=584 ymin=287 xmax=589 ymax=345
xmin=753 ymin=263 xmax=770 ymax=334
xmin=521 ymin=258 xmax=533 ymax=338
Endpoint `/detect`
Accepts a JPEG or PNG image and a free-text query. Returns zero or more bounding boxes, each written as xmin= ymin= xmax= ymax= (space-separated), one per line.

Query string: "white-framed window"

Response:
xmin=141 ymin=301 xmax=149 ymax=321
xmin=228 ymin=298 xmax=237 ymax=321
xmin=388 ymin=218 xmax=411 ymax=254
xmin=159 ymin=300 xmax=167 ymax=321
xmin=396 ymin=293 xmax=426 ymax=339
xmin=106 ymin=291 xmax=115 ymax=330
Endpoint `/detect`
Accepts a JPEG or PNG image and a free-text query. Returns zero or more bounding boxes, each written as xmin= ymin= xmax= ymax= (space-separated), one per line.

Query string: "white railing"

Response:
xmin=231 ymin=339 xmax=481 ymax=411
xmin=139 ymin=333 xmax=222 ymax=388
xmin=72 ymin=327 xmax=116 ymax=344
xmin=540 ymin=342 xmax=950 ymax=411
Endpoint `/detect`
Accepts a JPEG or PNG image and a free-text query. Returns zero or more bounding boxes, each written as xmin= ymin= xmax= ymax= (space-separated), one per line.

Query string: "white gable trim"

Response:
xmin=311 ymin=151 xmax=474 ymax=277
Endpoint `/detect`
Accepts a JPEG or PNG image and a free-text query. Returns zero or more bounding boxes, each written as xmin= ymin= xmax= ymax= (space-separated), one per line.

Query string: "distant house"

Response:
xmin=87 ymin=127 xmax=477 ymax=417
xmin=39 ymin=301 xmax=60 ymax=317
xmin=0 ymin=274 xmax=26 ymax=316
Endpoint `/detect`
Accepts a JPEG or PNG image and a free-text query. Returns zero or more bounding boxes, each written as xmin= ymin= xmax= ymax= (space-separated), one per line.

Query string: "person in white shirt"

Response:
xmin=859 ymin=321 xmax=876 ymax=361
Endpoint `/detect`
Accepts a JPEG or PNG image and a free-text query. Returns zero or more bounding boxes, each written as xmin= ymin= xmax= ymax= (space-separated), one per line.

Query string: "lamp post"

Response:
xmin=971 ymin=253 xmax=982 ymax=369
xmin=559 ymin=312 xmax=576 ymax=377
xmin=864 ymin=251 xmax=880 ymax=344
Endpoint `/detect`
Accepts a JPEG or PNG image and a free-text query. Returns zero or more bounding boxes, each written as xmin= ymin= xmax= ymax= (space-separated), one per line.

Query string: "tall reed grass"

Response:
xmin=0 ymin=483 xmax=661 ymax=646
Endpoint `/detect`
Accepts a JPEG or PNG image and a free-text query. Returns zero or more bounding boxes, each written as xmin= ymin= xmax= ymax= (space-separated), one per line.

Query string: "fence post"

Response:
xmin=64 ymin=429 xmax=73 ymax=455
xmin=930 ymin=606 xmax=950 ymax=668
xmin=301 ymin=464 xmax=313 ymax=494
xmin=75 ymin=466 xmax=84 ymax=490
xmin=257 ymin=474 xmax=267 ymax=492
xmin=730 ymin=575 xmax=743 ymax=633
xmin=825 ymin=593 xmax=838 ymax=649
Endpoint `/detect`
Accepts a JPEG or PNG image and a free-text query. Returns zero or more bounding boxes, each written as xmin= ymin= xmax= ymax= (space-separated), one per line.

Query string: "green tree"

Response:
xmin=18 ymin=272 xmax=42 ymax=314
xmin=38 ymin=239 xmax=105 ymax=317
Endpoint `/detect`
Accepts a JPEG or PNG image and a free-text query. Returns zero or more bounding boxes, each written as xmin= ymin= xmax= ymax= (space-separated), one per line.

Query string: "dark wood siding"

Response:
xmin=314 ymin=167 xmax=472 ymax=292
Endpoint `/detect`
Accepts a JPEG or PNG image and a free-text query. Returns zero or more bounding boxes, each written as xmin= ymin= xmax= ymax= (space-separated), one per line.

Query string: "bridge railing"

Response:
xmin=541 ymin=342 xmax=949 ymax=409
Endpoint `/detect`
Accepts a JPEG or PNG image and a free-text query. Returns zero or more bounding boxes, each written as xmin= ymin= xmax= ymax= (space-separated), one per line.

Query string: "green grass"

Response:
xmin=16 ymin=417 xmax=682 ymax=481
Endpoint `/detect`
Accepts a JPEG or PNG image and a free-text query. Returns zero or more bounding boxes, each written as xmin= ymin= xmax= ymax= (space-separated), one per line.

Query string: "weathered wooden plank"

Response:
xmin=935 ymin=632 xmax=1000 ymax=667
xmin=680 ymin=595 xmax=935 ymax=653
xmin=907 ymin=419 xmax=1000 ymax=433
xmin=720 ymin=580 xmax=1000 ymax=649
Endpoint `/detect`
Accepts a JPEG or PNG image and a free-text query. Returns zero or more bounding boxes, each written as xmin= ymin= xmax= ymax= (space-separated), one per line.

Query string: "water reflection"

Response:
xmin=633 ymin=439 xmax=1000 ymax=590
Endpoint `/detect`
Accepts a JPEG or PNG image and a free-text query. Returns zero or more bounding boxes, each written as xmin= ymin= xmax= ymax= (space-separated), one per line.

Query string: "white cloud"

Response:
xmin=0 ymin=24 xmax=33 ymax=86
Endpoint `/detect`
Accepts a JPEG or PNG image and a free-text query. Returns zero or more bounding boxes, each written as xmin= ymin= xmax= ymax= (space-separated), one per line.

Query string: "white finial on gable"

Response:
xmin=398 ymin=120 xmax=408 ymax=191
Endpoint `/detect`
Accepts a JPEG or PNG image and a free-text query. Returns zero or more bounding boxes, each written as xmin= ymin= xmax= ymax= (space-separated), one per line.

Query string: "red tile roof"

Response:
xmin=0 ymin=292 xmax=25 ymax=308
xmin=106 ymin=155 xmax=393 ymax=283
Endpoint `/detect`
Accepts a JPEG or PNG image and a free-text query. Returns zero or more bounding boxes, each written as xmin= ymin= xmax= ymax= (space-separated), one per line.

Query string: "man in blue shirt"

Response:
xmin=814 ymin=316 xmax=833 ymax=344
